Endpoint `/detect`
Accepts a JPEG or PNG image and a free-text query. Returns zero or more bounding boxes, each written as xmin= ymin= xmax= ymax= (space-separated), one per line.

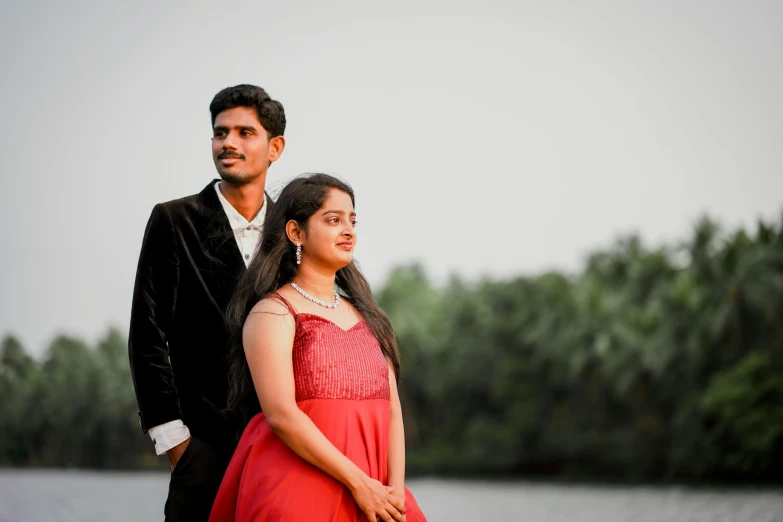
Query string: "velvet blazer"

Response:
xmin=129 ymin=180 xmax=272 ymax=449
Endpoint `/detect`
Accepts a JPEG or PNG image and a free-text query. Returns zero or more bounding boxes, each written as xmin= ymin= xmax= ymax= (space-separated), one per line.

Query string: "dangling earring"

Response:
xmin=296 ymin=242 xmax=302 ymax=265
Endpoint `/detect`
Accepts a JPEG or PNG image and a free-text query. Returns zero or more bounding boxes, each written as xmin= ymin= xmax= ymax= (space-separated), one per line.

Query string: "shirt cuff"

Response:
xmin=148 ymin=419 xmax=191 ymax=455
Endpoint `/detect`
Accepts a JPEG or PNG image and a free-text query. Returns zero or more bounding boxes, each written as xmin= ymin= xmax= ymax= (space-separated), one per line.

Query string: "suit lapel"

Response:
xmin=198 ymin=180 xmax=275 ymax=304
xmin=199 ymin=181 xmax=245 ymax=303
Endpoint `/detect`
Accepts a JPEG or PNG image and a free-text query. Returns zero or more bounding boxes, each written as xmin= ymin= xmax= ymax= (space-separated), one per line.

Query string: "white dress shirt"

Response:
xmin=147 ymin=181 xmax=266 ymax=455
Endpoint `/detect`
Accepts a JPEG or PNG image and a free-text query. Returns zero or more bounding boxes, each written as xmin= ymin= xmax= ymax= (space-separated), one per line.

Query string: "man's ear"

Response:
xmin=268 ymin=136 xmax=286 ymax=164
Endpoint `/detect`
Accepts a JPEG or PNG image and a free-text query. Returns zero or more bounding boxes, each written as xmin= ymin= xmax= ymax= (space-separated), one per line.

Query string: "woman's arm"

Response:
xmin=244 ymin=299 xmax=405 ymax=522
xmin=386 ymin=359 xmax=406 ymax=500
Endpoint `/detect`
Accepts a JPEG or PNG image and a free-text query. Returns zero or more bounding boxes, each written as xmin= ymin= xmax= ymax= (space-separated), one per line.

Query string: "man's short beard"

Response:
xmin=218 ymin=169 xmax=258 ymax=186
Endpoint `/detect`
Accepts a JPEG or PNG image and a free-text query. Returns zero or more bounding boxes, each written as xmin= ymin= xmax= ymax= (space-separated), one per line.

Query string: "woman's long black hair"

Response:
xmin=225 ymin=173 xmax=400 ymax=429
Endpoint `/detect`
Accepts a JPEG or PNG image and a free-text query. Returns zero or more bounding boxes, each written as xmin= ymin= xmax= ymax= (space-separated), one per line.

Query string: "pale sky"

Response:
xmin=1 ymin=0 xmax=781 ymax=355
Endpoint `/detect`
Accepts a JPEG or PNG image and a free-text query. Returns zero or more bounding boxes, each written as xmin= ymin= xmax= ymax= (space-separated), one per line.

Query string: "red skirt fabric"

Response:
xmin=209 ymin=398 xmax=427 ymax=521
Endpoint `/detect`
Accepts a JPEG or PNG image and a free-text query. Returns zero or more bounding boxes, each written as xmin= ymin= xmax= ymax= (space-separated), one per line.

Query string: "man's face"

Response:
xmin=211 ymin=107 xmax=271 ymax=185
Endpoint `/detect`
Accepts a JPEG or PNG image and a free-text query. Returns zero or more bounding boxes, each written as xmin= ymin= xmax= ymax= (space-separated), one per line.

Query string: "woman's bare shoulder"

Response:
xmin=247 ymin=294 xmax=293 ymax=320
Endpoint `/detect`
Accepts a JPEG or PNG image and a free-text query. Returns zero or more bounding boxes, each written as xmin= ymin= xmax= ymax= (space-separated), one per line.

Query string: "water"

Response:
xmin=0 ymin=470 xmax=781 ymax=522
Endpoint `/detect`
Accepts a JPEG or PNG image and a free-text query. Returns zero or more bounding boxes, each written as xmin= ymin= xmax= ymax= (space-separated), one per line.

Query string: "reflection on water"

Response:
xmin=0 ymin=470 xmax=781 ymax=522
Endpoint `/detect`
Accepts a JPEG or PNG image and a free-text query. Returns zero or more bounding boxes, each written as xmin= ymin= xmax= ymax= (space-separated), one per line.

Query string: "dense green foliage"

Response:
xmin=379 ymin=215 xmax=783 ymax=481
xmin=0 ymin=330 xmax=156 ymax=468
xmin=2 ymin=214 xmax=782 ymax=480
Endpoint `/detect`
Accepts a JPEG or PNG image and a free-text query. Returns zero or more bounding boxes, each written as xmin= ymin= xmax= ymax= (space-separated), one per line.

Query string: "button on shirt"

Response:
xmin=213 ymin=180 xmax=266 ymax=267
xmin=147 ymin=181 xmax=266 ymax=455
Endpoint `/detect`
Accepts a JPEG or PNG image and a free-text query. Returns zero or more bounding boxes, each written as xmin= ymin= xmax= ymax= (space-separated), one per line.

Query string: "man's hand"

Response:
xmin=167 ymin=436 xmax=191 ymax=471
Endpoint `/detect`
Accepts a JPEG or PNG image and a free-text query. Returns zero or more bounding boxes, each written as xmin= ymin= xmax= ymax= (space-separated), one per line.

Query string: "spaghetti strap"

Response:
xmin=268 ymin=292 xmax=297 ymax=315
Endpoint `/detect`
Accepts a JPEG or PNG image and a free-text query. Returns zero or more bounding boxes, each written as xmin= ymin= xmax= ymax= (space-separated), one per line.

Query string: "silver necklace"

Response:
xmin=290 ymin=282 xmax=341 ymax=309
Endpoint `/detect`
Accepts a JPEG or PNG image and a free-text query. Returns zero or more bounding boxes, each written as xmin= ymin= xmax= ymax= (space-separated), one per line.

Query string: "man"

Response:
xmin=129 ymin=84 xmax=286 ymax=521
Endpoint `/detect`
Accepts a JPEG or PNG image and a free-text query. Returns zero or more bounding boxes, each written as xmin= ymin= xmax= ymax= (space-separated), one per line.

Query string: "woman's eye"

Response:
xmin=351 ymin=220 xmax=357 ymax=227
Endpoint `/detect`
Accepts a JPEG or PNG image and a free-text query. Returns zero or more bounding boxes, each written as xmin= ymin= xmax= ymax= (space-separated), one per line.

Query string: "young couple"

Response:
xmin=128 ymin=85 xmax=427 ymax=522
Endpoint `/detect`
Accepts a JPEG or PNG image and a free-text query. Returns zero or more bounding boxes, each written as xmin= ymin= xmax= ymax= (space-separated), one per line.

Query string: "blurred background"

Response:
xmin=1 ymin=1 xmax=783 ymax=520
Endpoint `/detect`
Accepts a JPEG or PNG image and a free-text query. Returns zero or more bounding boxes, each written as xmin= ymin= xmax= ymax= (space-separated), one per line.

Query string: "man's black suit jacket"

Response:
xmin=129 ymin=180 xmax=270 ymax=449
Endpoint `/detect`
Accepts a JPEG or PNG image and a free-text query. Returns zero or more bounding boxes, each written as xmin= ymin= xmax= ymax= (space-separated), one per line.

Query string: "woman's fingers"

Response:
xmin=390 ymin=494 xmax=406 ymax=514
xmin=377 ymin=510 xmax=393 ymax=522
xmin=385 ymin=503 xmax=406 ymax=522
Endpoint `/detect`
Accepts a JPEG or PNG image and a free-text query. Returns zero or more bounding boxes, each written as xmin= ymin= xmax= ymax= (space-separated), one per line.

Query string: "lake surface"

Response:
xmin=0 ymin=470 xmax=781 ymax=522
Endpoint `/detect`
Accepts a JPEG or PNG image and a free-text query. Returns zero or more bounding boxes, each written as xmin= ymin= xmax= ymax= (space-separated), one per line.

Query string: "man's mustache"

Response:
xmin=217 ymin=151 xmax=245 ymax=160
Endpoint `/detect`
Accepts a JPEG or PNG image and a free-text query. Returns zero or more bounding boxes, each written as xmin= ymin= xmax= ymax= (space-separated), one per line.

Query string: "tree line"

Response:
xmin=2 ymin=214 xmax=782 ymax=481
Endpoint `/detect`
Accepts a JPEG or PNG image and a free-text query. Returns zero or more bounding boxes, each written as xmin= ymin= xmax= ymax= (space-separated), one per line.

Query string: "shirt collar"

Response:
xmin=214 ymin=181 xmax=266 ymax=232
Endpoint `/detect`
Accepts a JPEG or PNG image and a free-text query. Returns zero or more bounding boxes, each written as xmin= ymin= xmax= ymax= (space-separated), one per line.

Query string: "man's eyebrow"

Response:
xmin=212 ymin=125 xmax=257 ymax=131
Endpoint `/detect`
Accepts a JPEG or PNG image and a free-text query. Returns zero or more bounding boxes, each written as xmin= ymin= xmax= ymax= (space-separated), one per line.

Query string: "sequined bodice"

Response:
xmin=291 ymin=313 xmax=390 ymax=402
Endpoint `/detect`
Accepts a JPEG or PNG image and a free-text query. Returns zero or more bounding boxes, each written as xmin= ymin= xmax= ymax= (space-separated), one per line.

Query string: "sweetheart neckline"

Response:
xmin=294 ymin=312 xmax=366 ymax=333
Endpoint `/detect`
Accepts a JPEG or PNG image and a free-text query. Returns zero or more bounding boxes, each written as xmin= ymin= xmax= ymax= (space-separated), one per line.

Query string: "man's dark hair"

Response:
xmin=209 ymin=84 xmax=286 ymax=138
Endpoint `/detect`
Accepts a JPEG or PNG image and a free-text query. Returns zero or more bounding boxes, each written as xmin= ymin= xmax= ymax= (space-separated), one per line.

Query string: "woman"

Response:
xmin=209 ymin=174 xmax=427 ymax=522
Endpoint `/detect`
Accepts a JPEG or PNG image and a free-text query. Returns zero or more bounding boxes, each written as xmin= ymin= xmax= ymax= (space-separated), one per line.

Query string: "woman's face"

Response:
xmin=300 ymin=188 xmax=357 ymax=271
